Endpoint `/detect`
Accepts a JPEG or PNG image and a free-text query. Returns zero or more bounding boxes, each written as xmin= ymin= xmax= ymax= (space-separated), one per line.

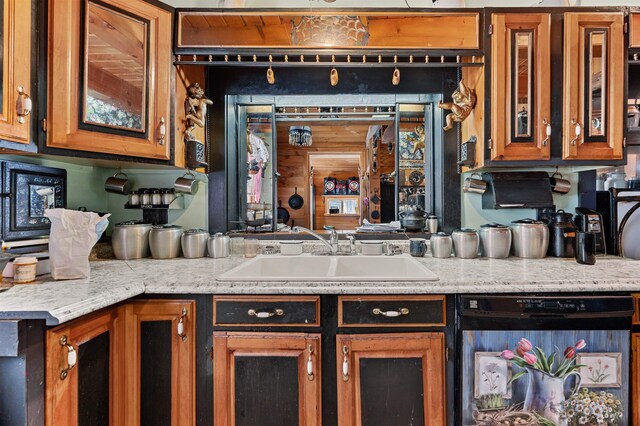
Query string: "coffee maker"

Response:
xmin=574 ymin=207 xmax=607 ymax=254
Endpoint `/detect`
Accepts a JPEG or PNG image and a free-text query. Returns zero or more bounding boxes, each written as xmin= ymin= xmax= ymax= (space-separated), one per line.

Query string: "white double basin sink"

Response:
xmin=218 ymin=254 xmax=439 ymax=282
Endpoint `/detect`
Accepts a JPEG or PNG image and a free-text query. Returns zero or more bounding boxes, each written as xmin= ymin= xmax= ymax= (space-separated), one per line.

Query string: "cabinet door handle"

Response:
xmin=247 ymin=308 xmax=284 ymax=318
xmin=542 ymin=118 xmax=551 ymax=146
xmin=59 ymin=335 xmax=77 ymax=380
xmin=342 ymin=345 xmax=350 ymax=382
xmin=158 ymin=117 xmax=166 ymax=145
xmin=16 ymin=86 xmax=32 ymax=124
xmin=307 ymin=345 xmax=315 ymax=381
xmin=570 ymin=119 xmax=581 ymax=146
xmin=177 ymin=308 xmax=188 ymax=342
xmin=372 ymin=307 xmax=409 ymax=317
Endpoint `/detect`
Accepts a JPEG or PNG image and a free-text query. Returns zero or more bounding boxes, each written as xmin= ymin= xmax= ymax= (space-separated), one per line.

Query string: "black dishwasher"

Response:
xmin=457 ymin=295 xmax=634 ymax=426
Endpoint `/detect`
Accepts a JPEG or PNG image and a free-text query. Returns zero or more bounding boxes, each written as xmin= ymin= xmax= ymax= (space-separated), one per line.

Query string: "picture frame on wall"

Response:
xmin=577 ymin=353 xmax=622 ymax=388
xmin=474 ymin=352 xmax=512 ymax=399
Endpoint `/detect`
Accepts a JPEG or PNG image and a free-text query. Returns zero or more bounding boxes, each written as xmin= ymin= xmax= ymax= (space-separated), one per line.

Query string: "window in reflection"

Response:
xmin=587 ymin=30 xmax=607 ymax=138
xmin=513 ymin=31 xmax=533 ymax=139
xmin=83 ymin=1 xmax=148 ymax=132
xmin=397 ymin=104 xmax=429 ymax=218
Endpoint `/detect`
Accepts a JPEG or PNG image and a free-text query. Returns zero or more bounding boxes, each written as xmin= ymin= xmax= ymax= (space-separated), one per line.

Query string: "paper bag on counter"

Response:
xmin=45 ymin=208 xmax=110 ymax=280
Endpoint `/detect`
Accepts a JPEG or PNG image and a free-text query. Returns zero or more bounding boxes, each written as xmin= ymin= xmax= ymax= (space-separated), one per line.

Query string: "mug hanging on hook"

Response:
xmin=330 ymin=68 xmax=339 ymax=86
xmin=463 ymin=172 xmax=486 ymax=194
xmin=104 ymin=170 xmax=131 ymax=194
xmin=550 ymin=170 xmax=571 ymax=194
xmin=175 ymin=171 xmax=198 ymax=195
xmin=392 ymin=67 xmax=400 ymax=86
xmin=266 ymin=66 xmax=275 ymax=85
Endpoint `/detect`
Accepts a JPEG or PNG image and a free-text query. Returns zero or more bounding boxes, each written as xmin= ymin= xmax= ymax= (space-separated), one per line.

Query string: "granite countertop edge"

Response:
xmin=0 ymin=256 xmax=639 ymax=325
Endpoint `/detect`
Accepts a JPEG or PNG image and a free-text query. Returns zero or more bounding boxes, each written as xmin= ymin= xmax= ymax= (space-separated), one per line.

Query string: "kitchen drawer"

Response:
xmin=338 ymin=295 xmax=446 ymax=327
xmin=213 ymin=296 xmax=320 ymax=327
xmin=633 ymin=294 xmax=640 ymax=325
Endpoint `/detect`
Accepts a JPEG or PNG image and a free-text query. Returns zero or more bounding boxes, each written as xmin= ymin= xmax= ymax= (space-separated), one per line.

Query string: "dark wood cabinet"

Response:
xmin=213 ymin=332 xmax=322 ymax=426
xmin=45 ymin=308 xmax=123 ymax=426
xmin=490 ymin=13 xmax=551 ymax=161
xmin=122 ymin=300 xmax=196 ymax=426
xmin=633 ymin=334 xmax=640 ymax=426
xmin=562 ymin=12 xmax=625 ymax=160
xmin=336 ymin=333 xmax=446 ymax=426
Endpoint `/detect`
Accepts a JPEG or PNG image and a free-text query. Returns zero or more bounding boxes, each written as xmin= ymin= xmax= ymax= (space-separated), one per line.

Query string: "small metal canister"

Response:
xmin=207 ymin=233 xmax=230 ymax=258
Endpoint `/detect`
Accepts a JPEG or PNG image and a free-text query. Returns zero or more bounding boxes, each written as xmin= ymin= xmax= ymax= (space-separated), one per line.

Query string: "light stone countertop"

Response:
xmin=0 ymin=253 xmax=639 ymax=325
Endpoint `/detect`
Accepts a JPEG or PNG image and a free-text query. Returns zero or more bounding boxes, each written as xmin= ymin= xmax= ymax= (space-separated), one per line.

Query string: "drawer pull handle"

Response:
xmin=570 ymin=119 xmax=581 ymax=146
xmin=59 ymin=335 xmax=77 ymax=380
xmin=372 ymin=307 xmax=409 ymax=317
xmin=342 ymin=345 xmax=350 ymax=382
xmin=542 ymin=118 xmax=551 ymax=146
xmin=177 ymin=307 xmax=188 ymax=342
xmin=248 ymin=308 xmax=284 ymax=318
xmin=307 ymin=345 xmax=315 ymax=381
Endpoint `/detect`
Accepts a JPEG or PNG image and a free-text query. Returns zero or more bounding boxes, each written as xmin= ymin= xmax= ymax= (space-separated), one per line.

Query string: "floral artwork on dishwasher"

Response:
xmin=461 ymin=330 xmax=629 ymax=426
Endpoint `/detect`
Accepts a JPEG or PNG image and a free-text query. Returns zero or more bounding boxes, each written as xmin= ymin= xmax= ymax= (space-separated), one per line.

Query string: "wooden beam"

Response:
xmin=86 ymin=62 xmax=144 ymax=116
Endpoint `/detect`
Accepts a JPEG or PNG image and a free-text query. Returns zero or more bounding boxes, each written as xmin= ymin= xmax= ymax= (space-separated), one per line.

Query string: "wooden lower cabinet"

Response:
xmin=45 ymin=300 xmax=196 ymax=426
xmin=336 ymin=333 xmax=446 ymax=426
xmin=213 ymin=332 xmax=322 ymax=426
xmin=45 ymin=308 xmax=123 ymax=426
xmin=123 ymin=300 xmax=196 ymax=426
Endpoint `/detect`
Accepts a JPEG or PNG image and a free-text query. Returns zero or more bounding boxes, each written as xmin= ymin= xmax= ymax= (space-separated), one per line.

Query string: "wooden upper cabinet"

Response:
xmin=563 ymin=13 xmax=624 ymax=160
xmin=0 ymin=0 xmax=32 ymax=144
xmin=47 ymin=0 xmax=171 ymax=160
xmin=490 ymin=14 xmax=551 ymax=161
xmin=631 ymin=13 xmax=640 ymax=47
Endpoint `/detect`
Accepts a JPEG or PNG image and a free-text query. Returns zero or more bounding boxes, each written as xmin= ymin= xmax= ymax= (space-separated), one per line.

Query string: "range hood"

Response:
xmin=481 ymin=171 xmax=554 ymax=209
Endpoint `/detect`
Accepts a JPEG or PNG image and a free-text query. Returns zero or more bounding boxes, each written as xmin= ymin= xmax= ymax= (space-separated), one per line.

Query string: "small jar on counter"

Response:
xmin=151 ymin=189 xmax=162 ymax=205
xmin=162 ymin=188 xmax=176 ymax=205
xmin=128 ymin=190 xmax=140 ymax=206
xmin=13 ymin=257 xmax=38 ymax=284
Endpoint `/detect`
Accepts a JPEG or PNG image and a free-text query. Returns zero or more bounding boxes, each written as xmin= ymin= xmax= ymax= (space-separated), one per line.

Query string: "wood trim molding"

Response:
xmin=631 ymin=13 xmax=640 ymax=48
xmin=337 ymin=295 xmax=446 ymax=328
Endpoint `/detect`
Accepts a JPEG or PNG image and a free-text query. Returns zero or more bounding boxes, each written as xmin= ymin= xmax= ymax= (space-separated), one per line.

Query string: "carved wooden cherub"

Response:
xmin=438 ymin=79 xmax=477 ymax=131
xmin=184 ymin=83 xmax=213 ymax=141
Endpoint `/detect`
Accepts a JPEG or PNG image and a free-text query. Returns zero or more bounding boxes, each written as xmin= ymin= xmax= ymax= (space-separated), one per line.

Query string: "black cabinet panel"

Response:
xmin=234 ymin=356 xmax=299 ymax=426
xmin=215 ymin=300 xmax=318 ymax=326
xmin=359 ymin=358 xmax=424 ymax=426
xmin=341 ymin=299 xmax=444 ymax=326
xmin=77 ymin=331 xmax=109 ymax=426
xmin=140 ymin=321 xmax=172 ymax=426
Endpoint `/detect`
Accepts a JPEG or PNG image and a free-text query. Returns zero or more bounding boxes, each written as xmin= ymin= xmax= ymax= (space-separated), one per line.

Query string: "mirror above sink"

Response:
xmin=217 ymin=254 xmax=439 ymax=282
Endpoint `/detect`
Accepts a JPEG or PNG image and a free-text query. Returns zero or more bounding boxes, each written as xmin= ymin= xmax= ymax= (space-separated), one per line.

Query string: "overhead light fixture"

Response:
xmin=291 ymin=16 xmax=369 ymax=47
xmin=289 ymin=126 xmax=312 ymax=147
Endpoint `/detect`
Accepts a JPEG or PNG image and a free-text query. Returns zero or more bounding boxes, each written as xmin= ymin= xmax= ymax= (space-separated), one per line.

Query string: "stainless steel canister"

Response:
xmin=208 ymin=233 xmax=231 ymax=258
xmin=510 ymin=219 xmax=550 ymax=259
xmin=452 ymin=228 xmax=479 ymax=259
xmin=181 ymin=229 xmax=209 ymax=258
xmin=478 ymin=223 xmax=512 ymax=258
xmin=430 ymin=232 xmax=452 ymax=258
xmin=111 ymin=221 xmax=152 ymax=260
xmin=149 ymin=225 xmax=183 ymax=259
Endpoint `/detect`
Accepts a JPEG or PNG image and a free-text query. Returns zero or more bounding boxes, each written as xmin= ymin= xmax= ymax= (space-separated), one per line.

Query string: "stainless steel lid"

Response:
xmin=184 ymin=228 xmax=208 ymax=235
xmin=511 ymin=219 xmax=545 ymax=226
xmin=210 ymin=232 xmax=228 ymax=239
xmin=115 ymin=221 xmax=152 ymax=228
xmin=151 ymin=224 xmax=183 ymax=232
xmin=453 ymin=228 xmax=477 ymax=234
xmin=430 ymin=232 xmax=451 ymax=239
xmin=480 ymin=222 xmax=508 ymax=228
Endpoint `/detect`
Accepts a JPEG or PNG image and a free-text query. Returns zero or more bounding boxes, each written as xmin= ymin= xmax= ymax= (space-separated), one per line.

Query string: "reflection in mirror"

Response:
xmin=514 ymin=32 xmax=532 ymax=138
xmin=398 ymin=104 xmax=429 ymax=219
xmin=83 ymin=1 xmax=147 ymax=132
xmin=241 ymin=105 xmax=274 ymax=231
xmin=588 ymin=31 xmax=606 ymax=137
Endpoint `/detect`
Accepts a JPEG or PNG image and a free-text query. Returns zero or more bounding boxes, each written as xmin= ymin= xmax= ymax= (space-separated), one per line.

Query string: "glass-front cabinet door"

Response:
xmin=490 ymin=14 xmax=551 ymax=161
xmin=563 ymin=12 xmax=624 ymax=160
xmin=0 ymin=0 xmax=32 ymax=145
xmin=47 ymin=0 xmax=171 ymax=160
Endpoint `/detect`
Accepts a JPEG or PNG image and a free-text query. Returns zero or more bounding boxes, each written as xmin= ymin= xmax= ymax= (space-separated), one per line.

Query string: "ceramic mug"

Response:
xmin=409 ymin=238 xmax=427 ymax=257
xmin=104 ymin=171 xmax=131 ymax=194
xmin=392 ymin=68 xmax=401 ymax=86
xmin=330 ymin=68 xmax=339 ymax=86
xmin=266 ymin=66 xmax=275 ymax=85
